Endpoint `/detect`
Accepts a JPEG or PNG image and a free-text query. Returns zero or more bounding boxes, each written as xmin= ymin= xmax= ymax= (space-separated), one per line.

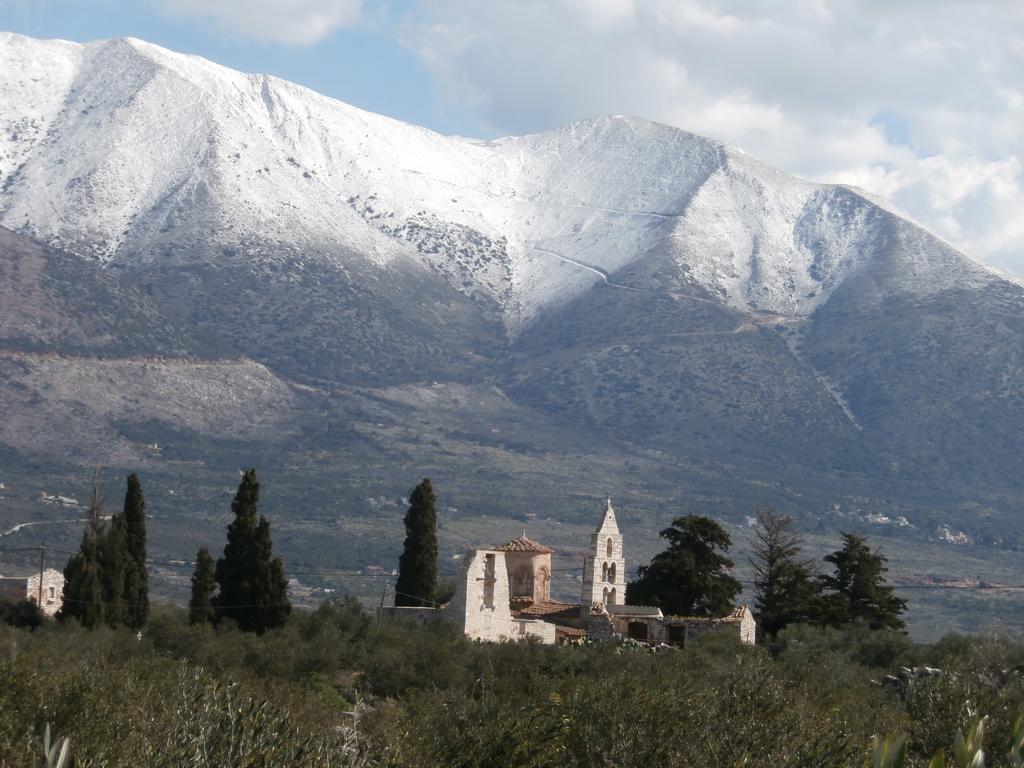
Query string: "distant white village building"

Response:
xmin=0 ymin=567 xmax=65 ymax=616
xmin=381 ymin=498 xmax=756 ymax=646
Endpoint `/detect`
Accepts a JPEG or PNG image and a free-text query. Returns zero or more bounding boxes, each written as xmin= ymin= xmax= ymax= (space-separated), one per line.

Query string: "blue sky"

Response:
xmin=2 ymin=0 xmax=1022 ymax=274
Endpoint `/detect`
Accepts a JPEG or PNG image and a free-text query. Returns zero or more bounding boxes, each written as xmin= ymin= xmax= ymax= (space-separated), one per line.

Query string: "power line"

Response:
xmin=7 ymin=546 xmax=1024 ymax=594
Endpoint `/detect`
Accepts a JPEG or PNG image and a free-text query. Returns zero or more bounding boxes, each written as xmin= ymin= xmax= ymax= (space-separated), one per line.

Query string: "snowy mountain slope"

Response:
xmin=2 ymin=32 xmax=1006 ymax=333
xmin=3 ymin=31 xmax=1024 ymax=539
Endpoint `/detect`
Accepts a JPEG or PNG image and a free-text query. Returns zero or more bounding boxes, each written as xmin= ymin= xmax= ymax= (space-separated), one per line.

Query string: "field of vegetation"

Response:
xmin=2 ymin=604 xmax=1024 ymax=767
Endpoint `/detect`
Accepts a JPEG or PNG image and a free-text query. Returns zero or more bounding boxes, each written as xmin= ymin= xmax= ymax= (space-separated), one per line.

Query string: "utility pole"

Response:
xmin=37 ymin=542 xmax=45 ymax=608
xmin=375 ymin=585 xmax=387 ymax=632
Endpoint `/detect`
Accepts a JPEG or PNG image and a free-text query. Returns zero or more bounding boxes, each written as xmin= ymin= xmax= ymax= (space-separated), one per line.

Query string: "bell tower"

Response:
xmin=581 ymin=497 xmax=626 ymax=607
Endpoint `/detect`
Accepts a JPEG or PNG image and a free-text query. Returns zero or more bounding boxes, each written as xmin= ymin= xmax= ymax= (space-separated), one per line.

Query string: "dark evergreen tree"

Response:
xmin=60 ymin=525 xmax=105 ymax=627
xmin=121 ymin=473 xmax=149 ymax=629
xmin=749 ymin=507 xmax=821 ymax=638
xmin=394 ymin=478 xmax=439 ymax=607
xmin=97 ymin=510 xmax=128 ymax=627
xmin=820 ymin=533 xmax=907 ymax=631
xmin=189 ymin=546 xmax=217 ymax=625
xmin=214 ymin=470 xmax=291 ymax=633
xmin=626 ymin=514 xmax=741 ymax=616
xmin=59 ymin=470 xmax=106 ymax=628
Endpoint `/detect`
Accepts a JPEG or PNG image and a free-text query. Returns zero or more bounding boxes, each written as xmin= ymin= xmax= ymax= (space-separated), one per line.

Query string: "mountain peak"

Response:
xmin=0 ymin=32 xmax=1009 ymax=325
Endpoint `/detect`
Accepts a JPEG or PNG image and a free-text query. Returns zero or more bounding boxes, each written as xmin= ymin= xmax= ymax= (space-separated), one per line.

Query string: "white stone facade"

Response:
xmin=581 ymin=498 xmax=626 ymax=607
xmin=379 ymin=497 xmax=757 ymax=648
xmin=449 ymin=549 xmax=556 ymax=644
xmin=0 ymin=568 xmax=64 ymax=617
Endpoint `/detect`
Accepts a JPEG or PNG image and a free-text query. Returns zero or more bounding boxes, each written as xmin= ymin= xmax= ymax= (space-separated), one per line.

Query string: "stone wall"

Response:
xmin=450 ymin=549 xmax=555 ymax=644
xmin=28 ymin=569 xmax=64 ymax=616
xmin=0 ymin=569 xmax=64 ymax=616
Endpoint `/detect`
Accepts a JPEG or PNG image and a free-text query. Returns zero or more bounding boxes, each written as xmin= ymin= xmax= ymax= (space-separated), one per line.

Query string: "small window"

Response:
xmin=48 ymin=586 xmax=55 ymax=599
xmin=606 ymin=537 xmax=614 ymax=557
xmin=608 ymin=563 xmax=616 ymax=583
xmin=483 ymin=554 xmax=496 ymax=608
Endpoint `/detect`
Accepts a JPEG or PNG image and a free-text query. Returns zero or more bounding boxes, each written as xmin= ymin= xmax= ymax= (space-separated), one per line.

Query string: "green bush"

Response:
xmin=2 ymin=603 xmax=1024 ymax=767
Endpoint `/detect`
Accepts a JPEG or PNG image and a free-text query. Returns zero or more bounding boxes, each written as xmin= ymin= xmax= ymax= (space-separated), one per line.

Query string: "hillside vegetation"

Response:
xmin=2 ymin=604 xmax=1024 ymax=767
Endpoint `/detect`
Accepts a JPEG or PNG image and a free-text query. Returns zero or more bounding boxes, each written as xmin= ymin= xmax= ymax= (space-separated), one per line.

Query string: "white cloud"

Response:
xmin=398 ymin=0 xmax=1024 ymax=273
xmin=161 ymin=0 xmax=362 ymax=45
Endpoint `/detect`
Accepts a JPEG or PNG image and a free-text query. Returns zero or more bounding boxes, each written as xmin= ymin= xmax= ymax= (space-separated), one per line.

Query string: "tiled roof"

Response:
xmin=514 ymin=600 xmax=580 ymax=617
xmin=495 ymin=535 xmax=554 ymax=554
xmin=663 ymin=605 xmax=753 ymax=624
xmin=607 ymin=604 xmax=663 ymax=617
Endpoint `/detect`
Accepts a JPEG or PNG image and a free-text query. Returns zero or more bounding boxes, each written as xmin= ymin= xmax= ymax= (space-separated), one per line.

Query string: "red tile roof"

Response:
xmin=664 ymin=606 xmax=752 ymax=624
xmin=514 ymin=600 xmax=580 ymax=618
xmin=495 ymin=535 xmax=554 ymax=554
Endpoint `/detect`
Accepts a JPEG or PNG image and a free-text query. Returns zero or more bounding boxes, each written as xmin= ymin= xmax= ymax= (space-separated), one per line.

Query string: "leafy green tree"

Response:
xmin=626 ymin=514 xmax=741 ymax=616
xmin=189 ymin=547 xmax=217 ymax=625
xmin=749 ymin=507 xmax=822 ymax=638
xmin=819 ymin=533 xmax=907 ymax=631
xmin=214 ymin=470 xmax=291 ymax=633
xmin=394 ymin=479 xmax=439 ymax=607
xmin=121 ymin=473 xmax=149 ymax=629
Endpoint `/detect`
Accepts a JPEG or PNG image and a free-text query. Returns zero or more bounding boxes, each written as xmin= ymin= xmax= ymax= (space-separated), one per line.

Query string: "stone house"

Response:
xmin=381 ymin=498 xmax=756 ymax=647
xmin=604 ymin=604 xmax=757 ymax=646
xmin=0 ymin=567 xmax=65 ymax=617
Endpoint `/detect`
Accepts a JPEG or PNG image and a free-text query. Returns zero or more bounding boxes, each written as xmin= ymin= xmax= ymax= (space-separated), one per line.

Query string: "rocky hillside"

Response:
xmin=1 ymin=33 xmax=1023 ymax=602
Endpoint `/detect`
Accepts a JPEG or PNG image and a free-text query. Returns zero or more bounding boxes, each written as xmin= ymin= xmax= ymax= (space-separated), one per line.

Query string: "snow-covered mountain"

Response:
xmin=1 ymin=32 xmax=1005 ymax=332
xmin=2 ymin=32 xmax=1024 ymax=560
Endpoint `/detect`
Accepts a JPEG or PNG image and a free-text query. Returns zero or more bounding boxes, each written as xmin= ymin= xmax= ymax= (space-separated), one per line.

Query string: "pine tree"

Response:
xmin=121 ymin=473 xmax=149 ymax=630
xmin=820 ymin=533 xmax=907 ymax=631
xmin=626 ymin=514 xmax=741 ymax=616
xmin=189 ymin=546 xmax=217 ymax=625
xmin=749 ymin=507 xmax=821 ymax=638
xmin=214 ymin=470 xmax=291 ymax=633
xmin=394 ymin=478 xmax=439 ymax=607
xmin=58 ymin=470 xmax=106 ymax=628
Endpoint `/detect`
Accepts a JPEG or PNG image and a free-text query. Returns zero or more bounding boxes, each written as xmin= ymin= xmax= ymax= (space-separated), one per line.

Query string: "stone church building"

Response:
xmin=384 ymin=499 xmax=755 ymax=646
xmin=0 ymin=567 xmax=65 ymax=617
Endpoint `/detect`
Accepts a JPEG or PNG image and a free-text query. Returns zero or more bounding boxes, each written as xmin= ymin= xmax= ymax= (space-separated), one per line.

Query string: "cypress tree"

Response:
xmin=820 ymin=533 xmax=908 ymax=631
xmin=60 ymin=523 xmax=106 ymax=628
xmin=189 ymin=546 xmax=217 ymax=625
xmin=214 ymin=470 xmax=291 ymax=633
xmin=97 ymin=511 xmax=128 ymax=627
xmin=59 ymin=471 xmax=106 ymax=628
xmin=121 ymin=473 xmax=149 ymax=629
xmin=626 ymin=514 xmax=741 ymax=616
xmin=749 ymin=507 xmax=821 ymax=638
xmin=394 ymin=478 xmax=439 ymax=607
